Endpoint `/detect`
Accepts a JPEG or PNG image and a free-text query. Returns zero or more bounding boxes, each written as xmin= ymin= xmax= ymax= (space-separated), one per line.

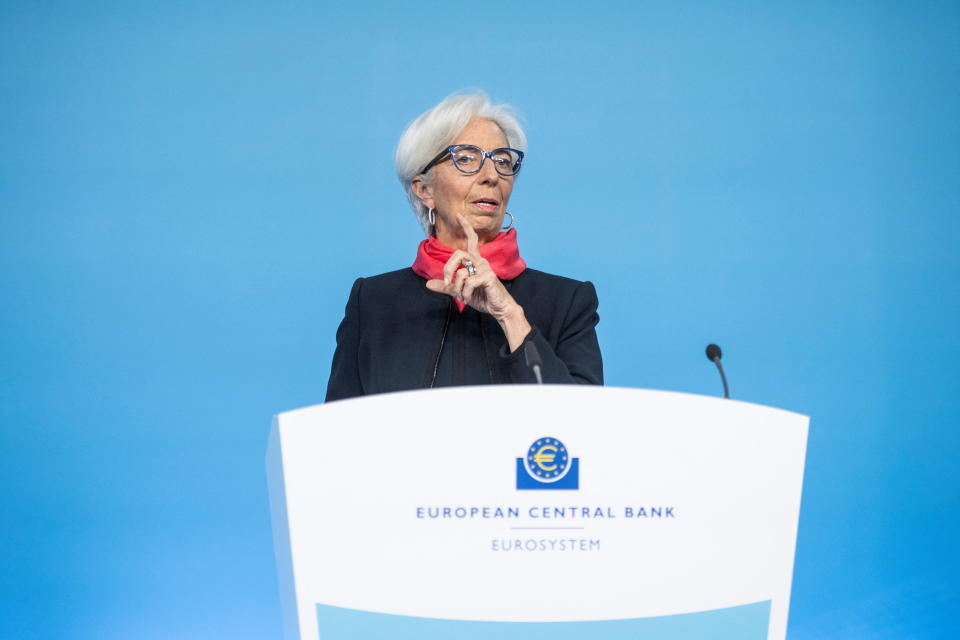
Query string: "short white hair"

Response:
xmin=395 ymin=90 xmax=527 ymax=235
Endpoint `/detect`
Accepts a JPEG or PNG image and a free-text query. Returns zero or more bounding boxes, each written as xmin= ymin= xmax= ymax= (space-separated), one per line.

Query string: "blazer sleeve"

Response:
xmin=498 ymin=280 xmax=603 ymax=385
xmin=325 ymin=278 xmax=365 ymax=402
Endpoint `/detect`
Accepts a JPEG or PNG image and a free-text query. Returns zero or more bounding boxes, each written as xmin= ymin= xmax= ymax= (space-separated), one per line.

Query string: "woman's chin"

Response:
xmin=474 ymin=221 xmax=502 ymax=240
xmin=464 ymin=211 xmax=501 ymax=234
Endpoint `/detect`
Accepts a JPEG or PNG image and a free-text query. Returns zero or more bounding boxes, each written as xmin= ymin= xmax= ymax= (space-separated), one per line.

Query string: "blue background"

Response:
xmin=2 ymin=1 xmax=957 ymax=637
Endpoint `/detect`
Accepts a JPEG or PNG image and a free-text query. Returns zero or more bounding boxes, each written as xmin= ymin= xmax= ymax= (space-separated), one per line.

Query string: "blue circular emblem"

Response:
xmin=525 ymin=437 xmax=570 ymax=482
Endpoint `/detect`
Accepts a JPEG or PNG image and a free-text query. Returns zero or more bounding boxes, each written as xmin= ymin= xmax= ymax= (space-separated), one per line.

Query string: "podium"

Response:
xmin=267 ymin=386 xmax=808 ymax=640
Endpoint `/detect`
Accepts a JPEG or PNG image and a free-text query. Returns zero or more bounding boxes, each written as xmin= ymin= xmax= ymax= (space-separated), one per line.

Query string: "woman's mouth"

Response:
xmin=471 ymin=198 xmax=499 ymax=212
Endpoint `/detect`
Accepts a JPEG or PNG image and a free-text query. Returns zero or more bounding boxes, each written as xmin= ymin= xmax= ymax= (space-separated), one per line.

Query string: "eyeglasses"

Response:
xmin=420 ymin=145 xmax=524 ymax=177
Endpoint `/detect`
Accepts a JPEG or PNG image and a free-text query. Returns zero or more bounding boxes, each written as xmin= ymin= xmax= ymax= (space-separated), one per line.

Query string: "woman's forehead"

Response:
xmin=451 ymin=117 xmax=508 ymax=147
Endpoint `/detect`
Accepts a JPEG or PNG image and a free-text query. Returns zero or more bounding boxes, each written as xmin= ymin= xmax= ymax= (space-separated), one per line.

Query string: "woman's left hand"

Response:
xmin=425 ymin=214 xmax=532 ymax=351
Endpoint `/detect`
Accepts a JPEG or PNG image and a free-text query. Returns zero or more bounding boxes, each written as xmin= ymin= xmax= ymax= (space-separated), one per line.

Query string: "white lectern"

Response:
xmin=267 ymin=386 xmax=808 ymax=640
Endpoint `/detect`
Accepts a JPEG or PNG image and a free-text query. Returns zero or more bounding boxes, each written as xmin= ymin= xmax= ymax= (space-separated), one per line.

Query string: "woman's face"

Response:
xmin=414 ymin=117 xmax=515 ymax=246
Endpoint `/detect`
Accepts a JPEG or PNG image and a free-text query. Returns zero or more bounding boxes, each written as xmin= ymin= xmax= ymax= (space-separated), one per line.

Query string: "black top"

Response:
xmin=325 ymin=267 xmax=603 ymax=401
xmin=433 ymin=304 xmax=493 ymax=387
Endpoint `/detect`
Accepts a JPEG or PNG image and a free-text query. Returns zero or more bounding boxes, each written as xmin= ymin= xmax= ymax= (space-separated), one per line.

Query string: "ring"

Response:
xmin=463 ymin=260 xmax=477 ymax=276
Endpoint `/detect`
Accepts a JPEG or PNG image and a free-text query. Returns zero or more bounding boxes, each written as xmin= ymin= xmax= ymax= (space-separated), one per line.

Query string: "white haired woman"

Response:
xmin=325 ymin=91 xmax=603 ymax=400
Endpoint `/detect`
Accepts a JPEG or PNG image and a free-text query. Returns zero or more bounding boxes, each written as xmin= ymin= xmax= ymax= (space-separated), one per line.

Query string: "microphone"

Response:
xmin=705 ymin=344 xmax=730 ymax=399
xmin=525 ymin=341 xmax=544 ymax=385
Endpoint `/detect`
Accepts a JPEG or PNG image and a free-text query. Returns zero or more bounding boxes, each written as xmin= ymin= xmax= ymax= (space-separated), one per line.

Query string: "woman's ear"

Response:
xmin=411 ymin=176 xmax=434 ymax=210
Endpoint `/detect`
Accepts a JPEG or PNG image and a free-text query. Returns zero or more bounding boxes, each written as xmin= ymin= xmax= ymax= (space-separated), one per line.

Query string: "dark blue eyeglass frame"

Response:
xmin=419 ymin=145 xmax=525 ymax=176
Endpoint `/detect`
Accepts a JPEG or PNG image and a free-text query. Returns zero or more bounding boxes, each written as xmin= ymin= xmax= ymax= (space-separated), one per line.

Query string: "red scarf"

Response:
xmin=412 ymin=229 xmax=527 ymax=311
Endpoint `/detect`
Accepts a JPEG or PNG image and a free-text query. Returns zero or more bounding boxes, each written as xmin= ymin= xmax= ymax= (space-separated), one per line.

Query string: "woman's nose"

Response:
xmin=478 ymin=157 xmax=500 ymax=183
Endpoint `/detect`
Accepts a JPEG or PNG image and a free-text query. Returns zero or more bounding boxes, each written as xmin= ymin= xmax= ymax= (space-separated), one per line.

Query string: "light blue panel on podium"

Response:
xmin=316 ymin=601 xmax=771 ymax=639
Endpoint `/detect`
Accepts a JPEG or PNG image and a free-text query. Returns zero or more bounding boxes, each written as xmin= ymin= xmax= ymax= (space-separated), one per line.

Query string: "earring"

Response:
xmin=501 ymin=211 xmax=515 ymax=231
xmin=428 ymin=208 xmax=435 ymax=226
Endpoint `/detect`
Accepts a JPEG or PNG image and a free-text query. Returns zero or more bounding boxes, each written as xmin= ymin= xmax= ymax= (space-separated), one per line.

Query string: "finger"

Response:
xmin=457 ymin=214 xmax=480 ymax=257
xmin=442 ymin=250 xmax=470 ymax=284
xmin=462 ymin=276 xmax=479 ymax=305
xmin=425 ymin=279 xmax=449 ymax=295
xmin=466 ymin=269 xmax=498 ymax=303
xmin=453 ymin=268 xmax=470 ymax=301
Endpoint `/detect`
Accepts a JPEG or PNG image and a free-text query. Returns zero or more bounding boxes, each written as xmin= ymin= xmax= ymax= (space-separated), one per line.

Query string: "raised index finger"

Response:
xmin=457 ymin=214 xmax=480 ymax=257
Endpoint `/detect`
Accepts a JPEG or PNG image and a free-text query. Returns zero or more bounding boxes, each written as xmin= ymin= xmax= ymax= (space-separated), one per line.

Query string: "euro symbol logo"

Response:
xmin=519 ymin=437 xmax=577 ymax=489
xmin=533 ymin=445 xmax=558 ymax=472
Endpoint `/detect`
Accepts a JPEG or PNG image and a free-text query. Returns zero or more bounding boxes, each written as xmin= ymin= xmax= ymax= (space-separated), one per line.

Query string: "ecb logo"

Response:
xmin=516 ymin=437 xmax=580 ymax=490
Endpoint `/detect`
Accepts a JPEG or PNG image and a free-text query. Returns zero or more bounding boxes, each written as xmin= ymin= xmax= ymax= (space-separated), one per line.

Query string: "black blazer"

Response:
xmin=325 ymin=267 xmax=603 ymax=401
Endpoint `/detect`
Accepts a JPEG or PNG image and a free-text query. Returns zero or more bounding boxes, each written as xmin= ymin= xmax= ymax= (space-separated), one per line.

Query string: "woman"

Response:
xmin=325 ymin=91 xmax=602 ymax=401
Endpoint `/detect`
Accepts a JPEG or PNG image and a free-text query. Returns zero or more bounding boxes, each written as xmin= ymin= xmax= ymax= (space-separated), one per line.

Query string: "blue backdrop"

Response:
xmin=2 ymin=1 xmax=957 ymax=638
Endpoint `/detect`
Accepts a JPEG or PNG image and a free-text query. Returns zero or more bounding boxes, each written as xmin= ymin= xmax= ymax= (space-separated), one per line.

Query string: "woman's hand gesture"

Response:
xmin=425 ymin=214 xmax=532 ymax=351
